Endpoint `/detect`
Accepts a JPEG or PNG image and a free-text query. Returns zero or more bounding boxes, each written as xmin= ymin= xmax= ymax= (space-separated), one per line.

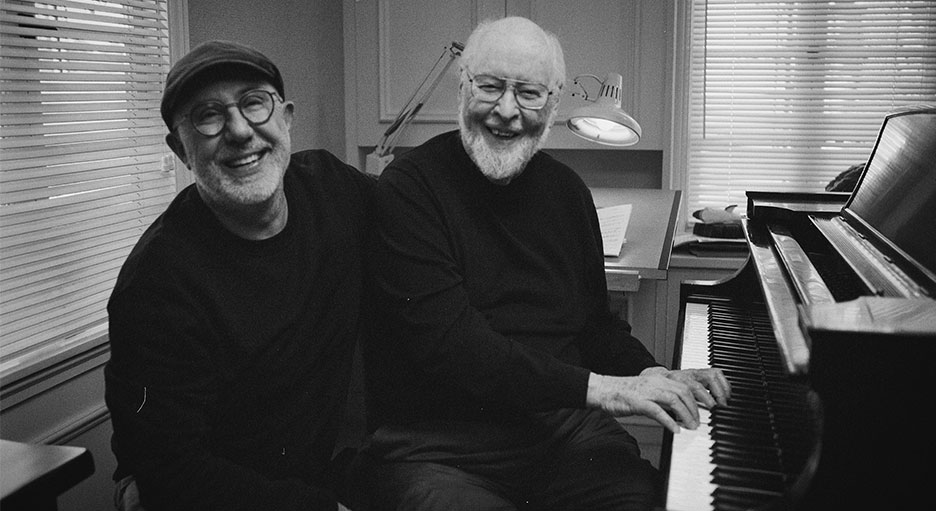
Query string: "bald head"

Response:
xmin=460 ymin=16 xmax=566 ymax=91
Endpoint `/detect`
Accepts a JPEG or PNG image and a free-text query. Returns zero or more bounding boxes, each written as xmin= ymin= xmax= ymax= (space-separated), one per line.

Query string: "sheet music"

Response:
xmin=597 ymin=204 xmax=632 ymax=257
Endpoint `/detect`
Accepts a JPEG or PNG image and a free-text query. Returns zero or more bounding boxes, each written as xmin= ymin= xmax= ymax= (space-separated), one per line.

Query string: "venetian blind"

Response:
xmin=686 ymin=0 xmax=936 ymax=217
xmin=1 ymin=0 xmax=175 ymax=375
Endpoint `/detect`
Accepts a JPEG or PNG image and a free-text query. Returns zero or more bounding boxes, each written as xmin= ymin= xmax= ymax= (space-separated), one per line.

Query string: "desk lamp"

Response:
xmin=567 ymin=72 xmax=641 ymax=147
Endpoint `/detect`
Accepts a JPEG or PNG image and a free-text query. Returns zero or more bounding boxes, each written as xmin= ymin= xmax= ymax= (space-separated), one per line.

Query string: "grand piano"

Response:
xmin=662 ymin=105 xmax=936 ymax=511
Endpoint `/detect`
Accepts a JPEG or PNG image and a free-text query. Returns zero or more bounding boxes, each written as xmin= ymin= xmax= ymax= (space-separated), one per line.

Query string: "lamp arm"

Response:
xmin=384 ymin=45 xmax=461 ymax=154
xmin=382 ymin=104 xmax=422 ymax=155
xmin=375 ymin=56 xmax=440 ymax=155
xmin=368 ymin=42 xmax=463 ymax=173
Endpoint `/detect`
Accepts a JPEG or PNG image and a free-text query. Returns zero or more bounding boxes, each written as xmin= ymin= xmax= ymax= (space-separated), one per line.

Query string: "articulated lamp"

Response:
xmin=566 ymin=72 xmax=641 ymax=147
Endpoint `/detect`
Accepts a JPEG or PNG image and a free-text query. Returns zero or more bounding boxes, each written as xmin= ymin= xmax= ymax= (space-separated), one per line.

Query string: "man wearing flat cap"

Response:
xmin=104 ymin=40 xmax=373 ymax=511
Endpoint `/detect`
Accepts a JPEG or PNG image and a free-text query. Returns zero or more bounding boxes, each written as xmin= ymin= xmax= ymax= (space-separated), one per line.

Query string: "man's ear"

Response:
xmin=165 ymin=132 xmax=188 ymax=167
xmin=282 ymin=101 xmax=295 ymax=130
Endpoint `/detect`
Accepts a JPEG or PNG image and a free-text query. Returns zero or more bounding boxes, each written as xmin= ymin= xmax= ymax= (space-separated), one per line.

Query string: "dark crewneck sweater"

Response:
xmin=105 ymin=150 xmax=375 ymax=510
xmin=365 ymin=131 xmax=658 ymax=430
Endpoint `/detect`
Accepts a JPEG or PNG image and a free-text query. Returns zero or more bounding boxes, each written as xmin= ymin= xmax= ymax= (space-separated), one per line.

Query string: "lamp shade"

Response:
xmin=567 ymin=73 xmax=641 ymax=147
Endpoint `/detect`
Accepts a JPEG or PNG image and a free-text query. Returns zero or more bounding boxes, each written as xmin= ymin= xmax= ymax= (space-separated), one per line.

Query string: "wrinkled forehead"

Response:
xmin=468 ymin=26 xmax=558 ymax=85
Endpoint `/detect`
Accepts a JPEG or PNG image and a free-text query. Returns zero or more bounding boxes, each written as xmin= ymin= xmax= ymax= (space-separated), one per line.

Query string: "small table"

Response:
xmin=1 ymin=439 xmax=95 ymax=511
xmin=591 ymin=188 xmax=682 ymax=292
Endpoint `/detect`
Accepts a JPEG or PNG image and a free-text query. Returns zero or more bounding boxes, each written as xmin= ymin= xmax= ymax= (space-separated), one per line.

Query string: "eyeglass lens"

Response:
xmin=190 ymin=90 xmax=276 ymax=136
xmin=471 ymin=75 xmax=549 ymax=110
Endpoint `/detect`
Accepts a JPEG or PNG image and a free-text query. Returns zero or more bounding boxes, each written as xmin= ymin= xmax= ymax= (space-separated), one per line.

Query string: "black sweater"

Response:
xmin=105 ymin=150 xmax=375 ymax=511
xmin=366 ymin=131 xmax=658 ymax=429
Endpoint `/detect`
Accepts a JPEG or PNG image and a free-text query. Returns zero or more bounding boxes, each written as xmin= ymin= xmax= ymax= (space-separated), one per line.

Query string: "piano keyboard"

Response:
xmin=665 ymin=299 xmax=814 ymax=511
xmin=666 ymin=302 xmax=715 ymax=510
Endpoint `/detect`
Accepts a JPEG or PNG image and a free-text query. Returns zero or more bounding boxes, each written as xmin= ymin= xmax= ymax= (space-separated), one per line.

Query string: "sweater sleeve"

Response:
xmin=372 ymin=167 xmax=590 ymax=412
xmin=105 ymin=272 xmax=340 ymax=511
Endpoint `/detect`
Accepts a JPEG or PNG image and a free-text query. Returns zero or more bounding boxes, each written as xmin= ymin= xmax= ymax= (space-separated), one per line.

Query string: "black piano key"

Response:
xmin=713 ymin=485 xmax=784 ymax=510
xmin=711 ymin=455 xmax=777 ymax=473
xmin=713 ymin=410 xmax=802 ymax=430
xmin=712 ymin=465 xmax=788 ymax=482
xmin=713 ymin=423 xmax=776 ymax=439
xmin=712 ymin=433 xmax=779 ymax=451
xmin=711 ymin=466 xmax=786 ymax=492
xmin=712 ymin=446 xmax=782 ymax=468
xmin=714 ymin=485 xmax=784 ymax=499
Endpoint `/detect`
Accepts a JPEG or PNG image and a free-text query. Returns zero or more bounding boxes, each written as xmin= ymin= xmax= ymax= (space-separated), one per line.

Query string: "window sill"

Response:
xmin=1 ymin=326 xmax=109 ymax=411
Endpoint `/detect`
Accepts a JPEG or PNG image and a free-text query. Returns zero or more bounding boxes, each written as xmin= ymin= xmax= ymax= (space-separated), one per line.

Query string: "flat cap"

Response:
xmin=161 ymin=40 xmax=285 ymax=129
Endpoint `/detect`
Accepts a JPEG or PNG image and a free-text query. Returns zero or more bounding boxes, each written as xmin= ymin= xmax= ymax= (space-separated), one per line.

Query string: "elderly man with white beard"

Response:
xmin=359 ymin=16 xmax=731 ymax=511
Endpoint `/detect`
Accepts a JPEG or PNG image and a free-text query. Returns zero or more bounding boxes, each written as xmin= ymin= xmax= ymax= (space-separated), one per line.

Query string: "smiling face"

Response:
xmin=167 ymin=77 xmax=294 ymax=215
xmin=458 ymin=18 xmax=562 ymax=184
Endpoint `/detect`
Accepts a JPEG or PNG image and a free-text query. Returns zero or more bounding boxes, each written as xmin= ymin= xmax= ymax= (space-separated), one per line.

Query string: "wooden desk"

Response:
xmin=591 ymin=188 xmax=682 ymax=292
xmin=1 ymin=439 xmax=94 ymax=511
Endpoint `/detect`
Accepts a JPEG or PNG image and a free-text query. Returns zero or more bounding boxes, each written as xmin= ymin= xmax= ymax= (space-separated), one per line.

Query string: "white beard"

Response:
xmin=458 ymin=100 xmax=555 ymax=184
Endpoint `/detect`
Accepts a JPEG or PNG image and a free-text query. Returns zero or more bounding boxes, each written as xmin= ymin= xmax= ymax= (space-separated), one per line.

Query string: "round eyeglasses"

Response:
xmin=174 ymin=89 xmax=281 ymax=137
xmin=466 ymin=71 xmax=554 ymax=111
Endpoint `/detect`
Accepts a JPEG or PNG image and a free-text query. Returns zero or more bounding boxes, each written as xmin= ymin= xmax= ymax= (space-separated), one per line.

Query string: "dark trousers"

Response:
xmin=355 ymin=409 xmax=661 ymax=511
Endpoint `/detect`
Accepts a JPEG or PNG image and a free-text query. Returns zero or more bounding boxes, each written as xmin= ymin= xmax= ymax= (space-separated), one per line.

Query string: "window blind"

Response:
xmin=1 ymin=0 xmax=175 ymax=375
xmin=686 ymin=0 xmax=936 ymax=217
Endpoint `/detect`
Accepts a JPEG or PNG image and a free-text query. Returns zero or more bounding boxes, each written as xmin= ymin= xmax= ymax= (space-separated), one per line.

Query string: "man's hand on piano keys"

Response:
xmin=585 ymin=367 xmax=731 ymax=434
xmin=648 ymin=366 xmax=732 ymax=411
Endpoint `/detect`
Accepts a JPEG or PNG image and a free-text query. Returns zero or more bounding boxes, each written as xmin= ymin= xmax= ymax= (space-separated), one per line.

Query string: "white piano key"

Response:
xmin=665 ymin=302 xmax=716 ymax=511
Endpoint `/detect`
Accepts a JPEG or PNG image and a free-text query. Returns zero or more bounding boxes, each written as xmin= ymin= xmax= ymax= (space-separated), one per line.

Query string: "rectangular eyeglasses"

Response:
xmin=466 ymin=71 xmax=553 ymax=111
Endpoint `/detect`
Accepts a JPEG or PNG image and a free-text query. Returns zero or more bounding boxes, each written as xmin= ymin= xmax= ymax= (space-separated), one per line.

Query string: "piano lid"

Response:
xmin=841 ymin=105 xmax=936 ymax=285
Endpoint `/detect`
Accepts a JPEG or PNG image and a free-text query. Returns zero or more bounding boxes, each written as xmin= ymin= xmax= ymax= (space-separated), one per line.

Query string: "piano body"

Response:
xmin=663 ymin=105 xmax=936 ymax=511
